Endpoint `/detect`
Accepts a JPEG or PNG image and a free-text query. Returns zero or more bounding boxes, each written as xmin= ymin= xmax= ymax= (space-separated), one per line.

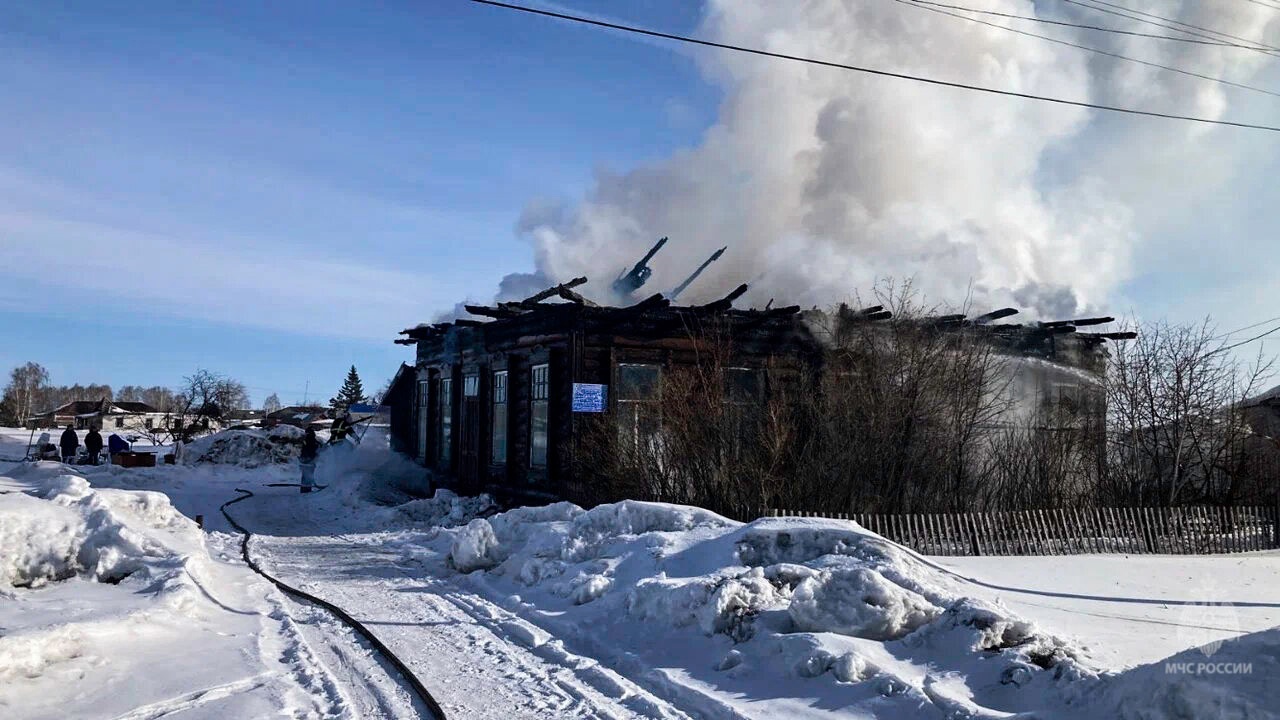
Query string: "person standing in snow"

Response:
xmin=329 ymin=411 xmax=352 ymax=445
xmin=84 ymin=426 xmax=104 ymax=465
xmin=300 ymin=427 xmax=320 ymax=493
xmin=59 ymin=424 xmax=79 ymax=463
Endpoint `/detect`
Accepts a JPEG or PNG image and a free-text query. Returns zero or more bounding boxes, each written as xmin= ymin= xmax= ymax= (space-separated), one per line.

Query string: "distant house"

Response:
xmin=223 ymin=409 xmax=265 ymax=428
xmin=265 ymin=406 xmax=330 ymax=429
xmin=30 ymin=400 xmax=168 ymax=432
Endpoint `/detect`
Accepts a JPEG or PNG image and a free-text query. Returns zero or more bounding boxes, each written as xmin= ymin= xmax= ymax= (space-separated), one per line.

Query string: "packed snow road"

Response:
xmin=232 ymin=496 xmax=691 ymax=719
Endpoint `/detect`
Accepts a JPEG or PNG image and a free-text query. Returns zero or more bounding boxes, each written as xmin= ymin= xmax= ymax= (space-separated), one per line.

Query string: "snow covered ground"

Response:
xmin=3 ymin=427 xmax=1279 ymax=719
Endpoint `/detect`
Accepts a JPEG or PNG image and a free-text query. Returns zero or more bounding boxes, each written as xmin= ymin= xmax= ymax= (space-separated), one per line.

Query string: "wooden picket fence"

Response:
xmin=763 ymin=505 xmax=1280 ymax=556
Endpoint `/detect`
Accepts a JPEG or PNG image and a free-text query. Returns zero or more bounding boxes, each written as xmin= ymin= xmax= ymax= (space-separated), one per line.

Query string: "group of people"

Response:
xmin=45 ymin=411 xmax=358 ymax=492
xmin=53 ymin=424 xmax=120 ymax=465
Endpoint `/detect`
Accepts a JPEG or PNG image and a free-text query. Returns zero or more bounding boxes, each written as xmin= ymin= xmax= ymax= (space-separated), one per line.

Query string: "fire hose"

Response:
xmin=219 ymin=488 xmax=448 ymax=720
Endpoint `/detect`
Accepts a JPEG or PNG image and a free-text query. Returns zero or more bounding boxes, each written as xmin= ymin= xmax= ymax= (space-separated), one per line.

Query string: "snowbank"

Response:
xmin=431 ymin=502 xmax=1101 ymax=717
xmin=0 ymin=473 xmax=194 ymax=590
xmin=185 ymin=429 xmax=299 ymax=467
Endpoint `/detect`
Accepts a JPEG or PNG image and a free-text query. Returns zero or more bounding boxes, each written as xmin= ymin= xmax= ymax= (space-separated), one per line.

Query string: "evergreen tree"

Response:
xmin=330 ymin=366 xmax=366 ymax=410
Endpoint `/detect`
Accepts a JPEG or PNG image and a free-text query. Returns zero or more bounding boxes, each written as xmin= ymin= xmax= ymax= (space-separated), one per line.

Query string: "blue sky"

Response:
xmin=0 ymin=1 xmax=715 ymax=404
xmin=3 ymin=0 xmax=1277 ymax=405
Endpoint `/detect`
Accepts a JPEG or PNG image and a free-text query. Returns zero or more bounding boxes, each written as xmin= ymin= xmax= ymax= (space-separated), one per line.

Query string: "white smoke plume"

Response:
xmin=495 ymin=0 xmax=1279 ymax=318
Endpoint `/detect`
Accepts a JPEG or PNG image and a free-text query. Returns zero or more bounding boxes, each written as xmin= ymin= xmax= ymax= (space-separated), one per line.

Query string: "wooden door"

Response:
xmin=459 ymin=375 xmax=482 ymax=490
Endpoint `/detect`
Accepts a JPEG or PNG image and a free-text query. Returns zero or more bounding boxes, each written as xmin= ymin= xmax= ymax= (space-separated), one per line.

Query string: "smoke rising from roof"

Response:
xmin=493 ymin=0 xmax=1278 ymax=317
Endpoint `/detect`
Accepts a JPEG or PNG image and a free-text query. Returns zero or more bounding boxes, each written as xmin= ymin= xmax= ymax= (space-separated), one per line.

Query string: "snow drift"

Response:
xmin=435 ymin=501 xmax=1096 ymax=715
xmin=184 ymin=428 xmax=301 ymax=467
xmin=0 ymin=472 xmax=196 ymax=590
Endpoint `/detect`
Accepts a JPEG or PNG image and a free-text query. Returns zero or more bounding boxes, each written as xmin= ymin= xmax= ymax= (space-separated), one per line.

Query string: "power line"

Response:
xmin=907 ymin=0 xmax=1260 ymax=48
xmin=1058 ymin=0 xmax=1280 ymax=54
xmin=1217 ymin=322 xmax=1280 ymax=353
xmin=1216 ymin=315 xmax=1280 ymax=339
xmin=893 ymin=0 xmax=1280 ymax=98
xmin=467 ymin=0 xmax=1280 ymax=132
xmin=1242 ymin=0 xmax=1280 ymax=11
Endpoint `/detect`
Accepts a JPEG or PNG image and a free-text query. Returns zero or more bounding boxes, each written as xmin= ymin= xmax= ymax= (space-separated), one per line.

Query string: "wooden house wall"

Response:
xmin=399 ymin=307 xmax=823 ymax=507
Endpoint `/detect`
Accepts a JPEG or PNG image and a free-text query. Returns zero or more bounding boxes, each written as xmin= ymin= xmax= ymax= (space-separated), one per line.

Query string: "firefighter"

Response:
xmin=329 ymin=410 xmax=352 ymax=445
xmin=299 ymin=427 xmax=320 ymax=493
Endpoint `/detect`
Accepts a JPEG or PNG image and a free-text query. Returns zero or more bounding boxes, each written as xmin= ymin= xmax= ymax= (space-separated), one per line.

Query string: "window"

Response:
xmin=145 ymin=418 xmax=154 ymax=430
xmin=174 ymin=418 xmax=184 ymax=431
xmin=417 ymin=380 xmax=430 ymax=460
xmin=438 ymin=376 xmax=453 ymax=465
xmin=724 ymin=368 xmax=762 ymax=457
xmin=617 ymin=363 xmax=661 ymax=452
xmin=725 ymin=368 xmax=762 ymax=405
xmin=492 ymin=371 xmax=508 ymax=464
xmin=463 ymin=375 xmax=479 ymax=397
xmin=115 ymin=417 xmax=124 ymax=429
xmin=530 ymin=364 xmax=549 ymax=467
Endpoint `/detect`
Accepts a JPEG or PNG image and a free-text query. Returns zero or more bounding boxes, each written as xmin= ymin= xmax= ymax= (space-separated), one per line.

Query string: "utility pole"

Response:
xmin=303 ymin=381 xmax=309 ymax=407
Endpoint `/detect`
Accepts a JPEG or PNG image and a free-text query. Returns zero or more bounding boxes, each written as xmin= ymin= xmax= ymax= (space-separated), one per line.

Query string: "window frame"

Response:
xmin=437 ymin=375 xmax=453 ymax=467
xmin=615 ymin=363 xmax=662 ymax=454
xmin=416 ymin=379 xmax=430 ymax=461
xmin=491 ymin=370 xmax=508 ymax=465
xmin=530 ymin=363 xmax=550 ymax=468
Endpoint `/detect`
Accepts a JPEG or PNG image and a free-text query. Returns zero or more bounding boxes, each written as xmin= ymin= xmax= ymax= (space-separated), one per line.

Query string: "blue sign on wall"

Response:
xmin=572 ymin=383 xmax=608 ymax=413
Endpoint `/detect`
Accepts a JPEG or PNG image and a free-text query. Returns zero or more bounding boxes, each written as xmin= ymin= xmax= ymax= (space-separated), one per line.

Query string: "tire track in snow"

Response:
xmin=253 ymin=532 xmax=694 ymax=720
xmin=221 ymin=489 xmax=447 ymax=719
xmin=108 ymin=673 xmax=277 ymax=720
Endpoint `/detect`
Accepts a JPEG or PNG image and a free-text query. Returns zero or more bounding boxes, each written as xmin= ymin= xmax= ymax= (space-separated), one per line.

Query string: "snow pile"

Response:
xmin=394 ymin=489 xmax=496 ymax=527
xmin=432 ymin=503 xmax=1097 ymax=715
xmin=185 ymin=429 xmax=299 ymax=467
xmin=0 ymin=473 xmax=193 ymax=590
xmin=266 ymin=424 xmax=305 ymax=442
xmin=788 ymin=566 xmax=938 ymax=640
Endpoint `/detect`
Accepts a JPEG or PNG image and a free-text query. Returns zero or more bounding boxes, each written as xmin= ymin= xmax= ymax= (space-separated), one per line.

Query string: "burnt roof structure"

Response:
xmin=388 ymin=276 xmax=1134 ymax=507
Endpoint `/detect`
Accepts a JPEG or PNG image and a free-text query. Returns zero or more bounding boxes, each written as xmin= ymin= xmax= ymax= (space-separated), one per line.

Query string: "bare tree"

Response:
xmin=1101 ymin=319 xmax=1274 ymax=506
xmin=262 ymin=393 xmax=282 ymax=414
xmin=1 ymin=362 xmax=50 ymax=426
xmin=175 ymin=370 xmax=250 ymax=429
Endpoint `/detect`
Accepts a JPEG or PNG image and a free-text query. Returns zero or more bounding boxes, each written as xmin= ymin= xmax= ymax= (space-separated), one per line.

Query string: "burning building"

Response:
xmin=385 ymin=264 xmax=1133 ymax=510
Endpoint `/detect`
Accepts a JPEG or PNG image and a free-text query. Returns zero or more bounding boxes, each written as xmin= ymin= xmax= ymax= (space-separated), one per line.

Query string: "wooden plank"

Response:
xmin=1225 ymin=506 xmax=1237 ymax=553
xmin=1043 ymin=509 xmax=1057 ymax=554
xmin=1037 ymin=509 xmax=1055 ymax=556
xmin=1173 ymin=507 xmax=1189 ymax=555
xmin=1050 ymin=509 xmax=1067 ymax=554
xmin=939 ymin=513 xmax=952 ymax=556
xmin=1193 ymin=506 xmax=1209 ymax=554
xmin=966 ymin=513 xmax=981 ymax=556
xmin=952 ymin=513 xmax=963 ymax=556
xmin=1152 ymin=504 xmax=1172 ymax=548
xmin=1028 ymin=510 xmax=1046 ymax=556
xmin=1048 ymin=509 xmax=1063 ymax=555
xmin=1061 ymin=508 xmax=1076 ymax=554
xmin=1076 ymin=508 xmax=1092 ymax=554
xmin=982 ymin=512 xmax=999 ymax=556
xmin=1124 ymin=507 xmax=1138 ymax=553
xmin=1098 ymin=507 xmax=1113 ymax=553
